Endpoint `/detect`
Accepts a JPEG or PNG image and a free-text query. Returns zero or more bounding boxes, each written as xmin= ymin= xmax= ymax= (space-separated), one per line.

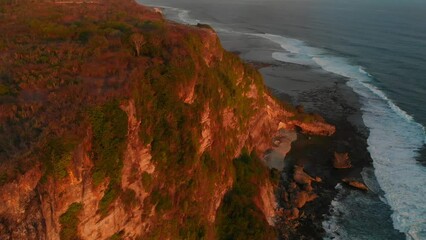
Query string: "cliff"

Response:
xmin=0 ymin=1 xmax=335 ymax=239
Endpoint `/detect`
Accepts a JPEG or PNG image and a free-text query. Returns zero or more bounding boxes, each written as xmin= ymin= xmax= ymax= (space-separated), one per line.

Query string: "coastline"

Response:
xmin=233 ymin=41 xmax=404 ymax=239
xmin=207 ymin=21 xmax=403 ymax=238
xmin=247 ymin=60 xmax=401 ymax=239
xmin=138 ymin=2 xmax=423 ymax=239
xmin=1 ymin=1 xmax=424 ymax=238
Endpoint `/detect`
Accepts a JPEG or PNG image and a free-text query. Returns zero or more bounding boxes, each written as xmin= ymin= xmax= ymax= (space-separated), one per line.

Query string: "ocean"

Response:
xmin=138 ymin=0 xmax=426 ymax=239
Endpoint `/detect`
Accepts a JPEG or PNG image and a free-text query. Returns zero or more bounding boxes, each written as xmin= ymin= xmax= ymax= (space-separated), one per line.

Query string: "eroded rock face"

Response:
xmin=199 ymin=103 xmax=212 ymax=154
xmin=290 ymin=120 xmax=336 ymax=136
xmin=257 ymin=181 xmax=278 ymax=226
xmin=0 ymin=166 xmax=45 ymax=240
xmin=0 ymin=1 xmax=337 ymax=239
xmin=178 ymin=79 xmax=197 ymax=104
xmin=207 ymin=175 xmax=234 ymax=223
xmin=0 ymin=70 xmax=285 ymax=240
xmin=0 ymin=83 xmax=301 ymax=239
xmin=0 ymin=166 xmax=43 ymax=224
xmin=199 ymin=28 xmax=224 ymax=67
xmin=279 ymin=166 xmax=321 ymax=222
xmin=245 ymin=93 xmax=294 ymax=156
xmin=293 ymin=165 xmax=321 ymax=186
xmin=38 ymin=100 xmax=157 ymax=240
xmin=293 ymin=191 xmax=318 ymax=209
xmin=279 ymin=207 xmax=299 ymax=221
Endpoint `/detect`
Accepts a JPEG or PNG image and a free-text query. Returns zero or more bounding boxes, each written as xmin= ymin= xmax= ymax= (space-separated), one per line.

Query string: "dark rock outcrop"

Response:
xmin=279 ymin=166 xmax=321 ymax=222
xmin=342 ymin=178 xmax=369 ymax=191
xmin=333 ymin=152 xmax=352 ymax=169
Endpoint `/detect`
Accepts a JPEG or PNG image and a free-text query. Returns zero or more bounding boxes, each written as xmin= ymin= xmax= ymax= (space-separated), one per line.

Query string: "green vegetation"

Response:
xmin=0 ymin=83 xmax=10 ymax=96
xmin=178 ymin=217 xmax=206 ymax=240
xmin=101 ymin=21 xmax=132 ymax=35
xmin=28 ymin=20 xmax=73 ymax=40
xmin=137 ymin=21 xmax=166 ymax=58
xmin=0 ymin=172 xmax=7 ymax=186
xmin=151 ymin=189 xmax=172 ymax=213
xmin=201 ymin=152 xmax=217 ymax=172
xmin=40 ymin=137 xmax=78 ymax=181
xmin=89 ymin=100 xmax=127 ymax=216
xmin=137 ymin=20 xmax=164 ymax=32
xmin=121 ymin=188 xmax=137 ymax=209
xmin=0 ymin=1 xmax=284 ymax=238
xmin=98 ymin=184 xmax=120 ymax=217
xmin=129 ymin=30 xmax=269 ymax=235
xmin=141 ymin=172 xmax=153 ymax=190
xmin=216 ymin=151 xmax=276 ymax=240
xmin=60 ymin=202 xmax=83 ymax=240
xmin=109 ymin=231 xmax=124 ymax=240
xmin=89 ymin=100 xmax=127 ymax=186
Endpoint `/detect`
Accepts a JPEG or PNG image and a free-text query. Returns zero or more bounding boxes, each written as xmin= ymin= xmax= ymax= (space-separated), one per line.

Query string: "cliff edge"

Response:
xmin=0 ymin=1 xmax=334 ymax=239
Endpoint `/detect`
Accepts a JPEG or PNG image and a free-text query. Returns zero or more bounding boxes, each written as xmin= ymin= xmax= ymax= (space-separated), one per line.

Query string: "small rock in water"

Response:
xmin=342 ymin=178 xmax=369 ymax=191
xmin=293 ymin=165 xmax=321 ymax=185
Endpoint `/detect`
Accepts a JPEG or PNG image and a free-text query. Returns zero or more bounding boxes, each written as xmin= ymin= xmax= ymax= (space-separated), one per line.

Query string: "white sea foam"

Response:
xmin=176 ymin=9 xmax=199 ymax=25
xmin=256 ymin=32 xmax=426 ymax=239
xmin=255 ymin=33 xmax=425 ymax=131
xmin=323 ymin=171 xmax=409 ymax=240
xmin=322 ymin=184 xmax=353 ymax=240
xmin=272 ymin=52 xmax=315 ymax=66
xmin=140 ymin=4 xmax=200 ymax=25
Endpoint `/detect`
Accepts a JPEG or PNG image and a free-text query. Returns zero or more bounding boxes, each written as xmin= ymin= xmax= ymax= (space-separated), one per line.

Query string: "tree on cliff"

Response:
xmin=130 ymin=33 xmax=146 ymax=56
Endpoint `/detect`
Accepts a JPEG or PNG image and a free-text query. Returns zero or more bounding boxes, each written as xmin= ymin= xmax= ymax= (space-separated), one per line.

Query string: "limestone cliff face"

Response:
xmin=0 ymin=1 xmax=335 ymax=239
xmin=0 ymin=87 xmax=290 ymax=240
xmin=257 ymin=181 xmax=278 ymax=226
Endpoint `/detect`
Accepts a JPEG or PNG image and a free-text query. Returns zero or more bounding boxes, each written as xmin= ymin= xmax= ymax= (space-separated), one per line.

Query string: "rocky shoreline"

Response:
xmin=240 ymin=48 xmax=405 ymax=239
xmin=268 ymin=74 xmax=375 ymax=239
xmin=226 ymin=54 xmax=378 ymax=238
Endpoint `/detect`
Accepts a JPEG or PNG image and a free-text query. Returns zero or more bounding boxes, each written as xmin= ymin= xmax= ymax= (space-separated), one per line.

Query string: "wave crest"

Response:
xmin=257 ymin=32 xmax=426 ymax=239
